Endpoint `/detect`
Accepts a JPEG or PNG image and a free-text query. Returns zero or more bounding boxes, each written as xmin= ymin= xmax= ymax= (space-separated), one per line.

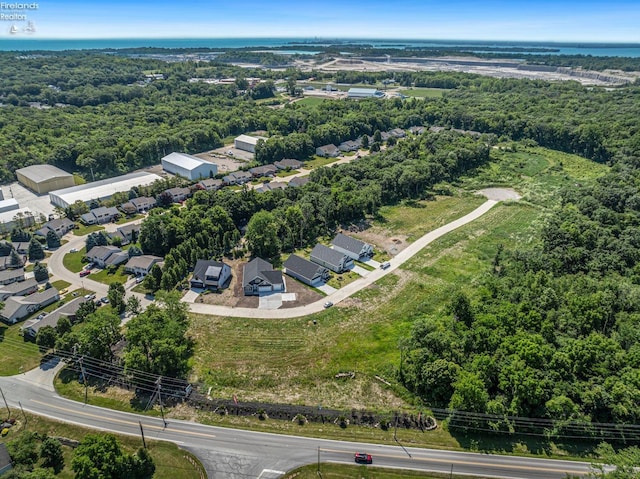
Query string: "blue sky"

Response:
xmin=6 ymin=0 xmax=640 ymax=42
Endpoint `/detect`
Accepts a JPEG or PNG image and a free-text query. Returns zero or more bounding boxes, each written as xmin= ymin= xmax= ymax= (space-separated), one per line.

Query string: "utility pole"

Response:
xmin=0 ymin=387 xmax=10 ymax=419
xmin=158 ymin=381 xmax=167 ymax=428
xmin=139 ymin=421 xmax=147 ymax=449
xmin=18 ymin=401 xmax=27 ymax=428
xmin=79 ymin=356 xmax=88 ymax=404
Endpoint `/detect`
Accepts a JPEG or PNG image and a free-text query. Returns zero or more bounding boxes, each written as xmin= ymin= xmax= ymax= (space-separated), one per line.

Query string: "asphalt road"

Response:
xmin=0 ymin=372 xmax=593 ymax=479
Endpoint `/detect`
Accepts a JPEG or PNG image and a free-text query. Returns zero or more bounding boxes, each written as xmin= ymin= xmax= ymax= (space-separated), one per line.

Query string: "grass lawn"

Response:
xmin=0 ymin=410 xmax=204 ymax=479
xmin=286 ymin=464 xmax=490 ymax=479
xmin=296 ymin=96 xmax=327 ymax=107
xmin=0 ymin=322 xmax=41 ymax=375
xmin=276 ymin=169 xmax=300 ymax=178
xmin=24 ymin=263 xmax=35 ymax=273
xmin=62 ymin=248 xmax=86 ymax=273
xmin=326 ymin=270 xmax=361 ymax=289
xmin=73 ymin=224 xmax=103 ymax=236
xmin=116 ymin=213 xmax=143 ymax=224
xmin=399 ymin=88 xmax=447 ymax=98
xmin=90 ymin=265 xmax=130 ymax=285
xmin=305 ymin=156 xmax=339 ymax=169
xmin=51 ymin=279 xmax=71 ymax=290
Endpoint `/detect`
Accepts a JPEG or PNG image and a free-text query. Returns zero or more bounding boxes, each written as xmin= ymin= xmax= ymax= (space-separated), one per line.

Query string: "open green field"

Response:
xmin=0 ymin=410 xmax=204 ymax=479
xmin=286 ymin=464 xmax=490 ymax=479
xmin=398 ymin=88 xmax=447 ymax=98
xmin=0 ymin=323 xmax=41 ymax=375
xmin=295 ymin=96 xmax=328 ymax=107
xmin=305 ymin=155 xmax=340 ymax=169
xmin=62 ymin=248 xmax=85 ymax=273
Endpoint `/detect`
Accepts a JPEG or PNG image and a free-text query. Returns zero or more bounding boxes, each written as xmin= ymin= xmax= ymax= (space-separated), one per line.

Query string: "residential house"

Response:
xmin=249 ymin=165 xmax=278 ymax=178
xmin=11 ymin=242 xmax=29 ymax=255
xmin=283 ymin=254 xmax=330 ymax=286
xmin=315 ymin=144 xmax=340 ymax=158
xmin=116 ymin=223 xmax=140 ymax=245
xmin=338 ymin=140 xmax=361 ymax=152
xmin=0 ymin=287 xmax=59 ymax=324
xmin=389 ymin=128 xmax=406 ymax=138
xmin=274 ymin=159 xmax=303 ymax=170
xmin=380 ymin=131 xmax=391 ymax=142
xmin=164 ymin=187 xmax=191 ymax=203
xmin=408 ymin=126 xmax=426 ymax=135
xmin=310 ymin=244 xmax=353 ymax=273
xmin=242 ymin=258 xmax=285 ymax=296
xmin=80 ymin=206 xmax=120 ymax=225
xmin=190 ymin=259 xmax=231 ymax=290
xmin=0 ymin=255 xmax=25 ymax=271
xmin=197 ymin=178 xmax=223 ymax=191
xmin=21 ymin=297 xmax=86 ymax=338
xmin=121 ymin=196 xmax=157 ymax=214
xmin=0 ymin=267 xmax=25 ymax=286
xmin=331 ymin=233 xmax=374 ymax=261
xmin=34 ymin=218 xmax=76 ymax=238
xmin=0 ymin=278 xmax=38 ymax=301
xmin=289 ymin=176 xmax=310 ymax=188
xmin=86 ymin=245 xmax=128 ymax=268
xmin=222 ymin=171 xmax=252 ymax=185
xmin=124 ymin=255 xmax=163 ymax=277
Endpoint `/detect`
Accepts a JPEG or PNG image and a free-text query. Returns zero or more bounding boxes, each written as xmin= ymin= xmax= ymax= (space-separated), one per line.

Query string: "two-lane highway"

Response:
xmin=0 ymin=372 xmax=594 ymax=479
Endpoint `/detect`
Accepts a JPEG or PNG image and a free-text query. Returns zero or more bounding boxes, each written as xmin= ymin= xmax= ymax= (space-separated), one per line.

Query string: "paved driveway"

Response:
xmin=316 ymin=283 xmax=337 ymax=295
xmin=351 ymin=265 xmax=370 ymax=276
xmin=258 ymin=293 xmax=283 ymax=309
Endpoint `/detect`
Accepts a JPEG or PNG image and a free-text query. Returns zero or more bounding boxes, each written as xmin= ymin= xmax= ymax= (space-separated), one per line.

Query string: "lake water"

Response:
xmin=1 ymin=37 xmax=640 ymax=57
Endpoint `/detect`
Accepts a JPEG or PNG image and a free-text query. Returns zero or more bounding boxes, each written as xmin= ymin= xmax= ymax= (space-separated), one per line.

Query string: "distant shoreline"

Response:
xmin=2 ymin=37 xmax=640 ymax=57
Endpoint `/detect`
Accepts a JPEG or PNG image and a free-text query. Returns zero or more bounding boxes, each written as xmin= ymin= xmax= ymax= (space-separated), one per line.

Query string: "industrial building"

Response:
xmin=0 ymin=198 xmax=19 ymax=214
xmin=0 ymin=208 xmax=34 ymax=233
xmin=49 ymin=172 xmax=162 ymax=209
xmin=347 ymin=88 xmax=385 ymax=99
xmin=234 ymin=134 xmax=266 ymax=153
xmin=16 ymin=164 xmax=75 ymax=194
xmin=161 ymin=152 xmax=218 ymax=181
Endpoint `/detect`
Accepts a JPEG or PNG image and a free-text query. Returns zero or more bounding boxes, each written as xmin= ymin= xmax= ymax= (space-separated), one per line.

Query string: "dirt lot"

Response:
xmin=195 ymin=150 xmax=248 ymax=173
xmin=195 ymin=257 xmax=322 ymax=308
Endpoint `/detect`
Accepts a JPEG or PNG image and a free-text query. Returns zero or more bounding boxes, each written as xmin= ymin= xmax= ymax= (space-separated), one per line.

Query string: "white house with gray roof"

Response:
xmin=310 ymin=244 xmax=353 ymax=273
xmin=190 ymin=259 xmax=231 ymax=290
xmin=283 ymin=254 xmax=329 ymax=286
xmin=22 ymin=296 xmax=87 ymax=338
xmin=0 ymin=287 xmax=59 ymax=324
xmin=242 ymin=258 xmax=284 ymax=296
xmin=331 ymin=233 xmax=373 ymax=261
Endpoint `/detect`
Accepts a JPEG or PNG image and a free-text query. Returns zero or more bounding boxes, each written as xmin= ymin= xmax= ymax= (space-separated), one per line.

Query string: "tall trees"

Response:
xmin=245 ymin=210 xmax=280 ymax=260
xmin=28 ymin=239 xmax=45 ymax=261
xmin=72 ymin=434 xmax=154 ymax=479
xmin=108 ymin=282 xmax=126 ymax=314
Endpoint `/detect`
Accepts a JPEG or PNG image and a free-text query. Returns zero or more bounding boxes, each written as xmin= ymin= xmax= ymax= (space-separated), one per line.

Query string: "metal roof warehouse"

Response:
xmin=49 ymin=172 xmax=162 ymax=209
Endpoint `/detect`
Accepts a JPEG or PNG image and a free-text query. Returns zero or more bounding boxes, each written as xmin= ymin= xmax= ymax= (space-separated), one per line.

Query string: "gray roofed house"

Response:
xmin=315 ymin=144 xmax=340 ymax=158
xmin=128 ymin=196 xmax=157 ymax=212
xmin=331 ymin=233 xmax=374 ymax=261
xmin=0 ymin=277 xmax=38 ymax=301
xmin=0 ymin=255 xmax=25 ymax=271
xmin=197 ymin=178 xmax=223 ymax=191
xmin=0 ymin=443 xmax=12 ymax=475
xmin=274 ymin=159 xmax=303 ymax=170
xmin=283 ymin=254 xmax=329 ymax=286
xmin=242 ymin=257 xmax=285 ymax=296
xmin=338 ymin=139 xmax=361 ymax=152
xmin=35 ymin=217 xmax=76 ymax=238
xmin=289 ymin=176 xmax=310 ymax=188
xmin=164 ymin=187 xmax=191 ymax=203
xmin=310 ymin=244 xmax=353 ymax=273
xmin=80 ymin=206 xmax=120 ymax=225
xmin=0 ymin=287 xmax=59 ymax=324
xmin=409 ymin=126 xmax=426 ymax=135
xmin=223 ymin=171 xmax=252 ymax=185
xmin=249 ymin=165 xmax=278 ymax=178
xmin=116 ymin=223 xmax=140 ymax=244
xmin=86 ymin=245 xmax=126 ymax=268
xmin=11 ymin=242 xmax=29 ymax=254
xmin=190 ymin=259 xmax=231 ymax=290
xmin=22 ymin=297 xmax=87 ymax=338
xmin=124 ymin=255 xmax=163 ymax=277
xmin=0 ymin=267 xmax=25 ymax=286
xmin=389 ymin=128 xmax=406 ymax=138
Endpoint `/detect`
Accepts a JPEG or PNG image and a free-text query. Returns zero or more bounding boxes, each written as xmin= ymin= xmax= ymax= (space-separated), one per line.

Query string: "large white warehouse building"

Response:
xmin=234 ymin=134 xmax=266 ymax=154
xmin=161 ymin=152 xmax=218 ymax=181
xmin=49 ymin=172 xmax=162 ymax=209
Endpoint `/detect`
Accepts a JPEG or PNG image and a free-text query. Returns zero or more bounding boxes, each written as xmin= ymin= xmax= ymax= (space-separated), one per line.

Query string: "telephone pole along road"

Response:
xmin=0 ymin=371 xmax=593 ymax=479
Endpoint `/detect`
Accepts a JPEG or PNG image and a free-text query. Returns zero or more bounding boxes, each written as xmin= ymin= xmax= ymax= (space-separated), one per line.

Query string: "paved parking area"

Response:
xmin=4 ymin=182 xmax=56 ymax=218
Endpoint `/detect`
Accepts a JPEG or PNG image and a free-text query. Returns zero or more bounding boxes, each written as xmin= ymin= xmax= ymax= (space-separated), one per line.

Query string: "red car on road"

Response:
xmin=354 ymin=452 xmax=372 ymax=464
xmin=79 ymin=270 xmax=90 ymax=277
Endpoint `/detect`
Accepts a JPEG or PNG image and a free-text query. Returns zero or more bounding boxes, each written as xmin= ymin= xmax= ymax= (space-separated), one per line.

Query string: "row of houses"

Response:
xmin=85 ymin=245 xmax=163 ymax=275
xmin=315 ymin=129 xmax=408 ymax=158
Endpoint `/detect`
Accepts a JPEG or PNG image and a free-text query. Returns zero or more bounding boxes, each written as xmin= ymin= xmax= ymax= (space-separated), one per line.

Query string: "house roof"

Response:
xmin=166 ymin=187 xmax=191 ymax=197
xmin=311 ymin=244 xmax=347 ymax=269
xmin=105 ymin=251 xmax=129 ymax=266
xmin=92 ymin=206 xmax=119 ymax=217
xmin=193 ymin=259 xmax=228 ymax=282
xmin=0 ymin=278 xmax=37 ymax=296
xmin=45 ymin=218 xmax=75 ymax=230
xmin=243 ymin=257 xmax=283 ymax=288
xmin=284 ymin=254 xmax=326 ymax=282
xmin=274 ymin=159 xmax=303 ymax=169
xmin=317 ymin=144 xmax=339 ymax=154
xmin=332 ymin=233 xmax=368 ymax=255
xmin=87 ymin=245 xmax=121 ymax=259
xmin=126 ymin=255 xmax=162 ymax=271
xmin=130 ymin=196 xmax=156 ymax=207
xmin=12 ymin=242 xmax=29 ymax=251
xmin=0 ymin=267 xmax=24 ymax=283
xmin=1 ymin=287 xmax=59 ymax=320
xmin=249 ymin=165 xmax=278 ymax=176
xmin=289 ymin=176 xmax=310 ymax=187
xmin=23 ymin=297 xmax=86 ymax=335
xmin=232 ymin=171 xmax=252 ymax=180
xmin=117 ymin=223 xmax=140 ymax=236
xmin=198 ymin=179 xmax=223 ymax=189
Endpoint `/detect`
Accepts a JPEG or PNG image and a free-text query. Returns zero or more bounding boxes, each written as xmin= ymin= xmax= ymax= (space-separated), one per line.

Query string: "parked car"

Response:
xmin=84 ymin=294 xmax=96 ymax=300
xmin=101 ymin=297 xmax=109 ymax=304
xmin=79 ymin=270 xmax=90 ymax=277
xmin=380 ymin=261 xmax=391 ymax=270
xmin=323 ymin=301 xmax=333 ymax=309
xmin=135 ymin=276 xmax=145 ymax=284
xmin=354 ymin=453 xmax=372 ymax=464
xmin=69 ymin=248 xmax=78 ymax=253
xmin=36 ymin=313 xmax=46 ymax=320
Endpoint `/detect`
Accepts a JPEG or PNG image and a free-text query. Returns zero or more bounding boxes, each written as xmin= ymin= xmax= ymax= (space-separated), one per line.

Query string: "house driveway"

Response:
xmin=316 ymin=283 xmax=337 ymax=295
xmin=350 ymin=265 xmax=370 ymax=277
xmin=361 ymin=258 xmax=380 ymax=268
xmin=182 ymin=289 xmax=200 ymax=303
xmin=258 ymin=293 xmax=283 ymax=309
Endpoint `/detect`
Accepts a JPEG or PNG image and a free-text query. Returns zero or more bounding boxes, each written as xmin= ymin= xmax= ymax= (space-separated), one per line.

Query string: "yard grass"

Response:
xmin=51 ymin=279 xmax=71 ymax=290
xmin=286 ymin=463 xmax=489 ymax=479
xmin=115 ymin=213 xmax=143 ymax=224
xmin=62 ymin=248 xmax=86 ymax=273
xmin=89 ymin=265 xmax=130 ymax=285
xmin=304 ymin=155 xmax=339 ymax=169
xmin=276 ymin=169 xmax=300 ymax=178
xmin=0 ymin=322 xmax=41 ymax=375
xmin=398 ymin=87 xmax=448 ymax=98
xmin=326 ymin=270 xmax=361 ymax=289
xmin=0 ymin=409 xmax=204 ymax=479
xmin=73 ymin=224 xmax=103 ymax=236
xmin=296 ymin=96 xmax=327 ymax=107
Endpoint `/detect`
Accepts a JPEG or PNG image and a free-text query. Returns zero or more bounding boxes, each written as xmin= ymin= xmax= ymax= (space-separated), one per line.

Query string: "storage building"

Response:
xmin=49 ymin=172 xmax=162 ymax=209
xmin=16 ymin=164 xmax=75 ymax=194
xmin=347 ymin=88 xmax=384 ymax=99
xmin=234 ymin=134 xmax=266 ymax=153
xmin=161 ymin=152 xmax=218 ymax=181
